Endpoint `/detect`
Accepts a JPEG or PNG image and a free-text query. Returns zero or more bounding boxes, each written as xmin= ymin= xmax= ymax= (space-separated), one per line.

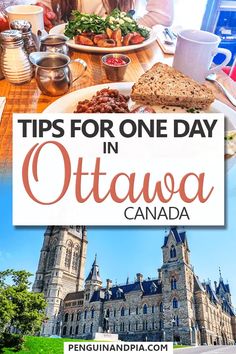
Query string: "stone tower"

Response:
xmin=84 ymin=255 xmax=103 ymax=302
xmin=160 ymin=227 xmax=198 ymax=345
xmin=33 ymin=226 xmax=87 ymax=336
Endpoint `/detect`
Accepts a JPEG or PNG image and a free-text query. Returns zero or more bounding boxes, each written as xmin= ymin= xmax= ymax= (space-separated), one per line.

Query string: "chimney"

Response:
xmin=106 ymin=279 xmax=112 ymax=289
xmin=136 ymin=273 xmax=143 ymax=282
xmin=158 ymin=268 xmax=162 ymax=280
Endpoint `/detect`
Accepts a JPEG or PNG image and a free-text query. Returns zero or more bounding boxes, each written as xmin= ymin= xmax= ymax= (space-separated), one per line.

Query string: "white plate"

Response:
xmin=43 ymin=82 xmax=236 ymax=171
xmin=49 ymin=23 xmax=158 ymax=53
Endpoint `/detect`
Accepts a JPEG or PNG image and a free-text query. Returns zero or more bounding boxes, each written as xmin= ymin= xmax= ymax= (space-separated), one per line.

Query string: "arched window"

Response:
xmin=116 ymin=289 xmax=123 ymax=299
xmin=90 ymin=323 xmax=93 ymax=333
xmin=75 ymin=325 xmax=79 ymax=335
xmin=48 ymin=240 xmax=57 ymax=268
xmin=69 ymin=326 xmax=73 ymax=335
xmin=62 ymin=326 xmax=67 ymax=335
xmin=64 ymin=313 xmax=69 ymax=322
xmin=71 ymin=313 xmax=74 ymax=322
xmin=106 ymin=309 xmax=110 ymax=318
xmin=83 ymin=324 xmax=86 ymax=333
xmin=136 ymin=321 xmax=138 ymax=331
xmin=128 ymin=322 xmax=131 ymax=331
xmin=114 ymin=309 xmax=116 ymax=317
xmin=159 ymin=302 xmax=163 ymax=313
xmin=136 ymin=307 xmax=139 ymax=315
xmin=152 ymin=305 xmax=155 ymax=314
xmin=171 ymin=278 xmax=177 ymax=290
xmin=121 ymin=307 xmax=125 ymax=316
xmin=65 ymin=241 xmax=73 ymax=268
xmin=72 ymin=244 xmax=80 ymax=270
xmin=170 ymin=245 xmax=177 ymax=258
xmin=91 ymin=308 xmax=95 ymax=319
xmin=120 ymin=322 xmax=124 ymax=332
xmin=77 ymin=311 xmax=81 ymax=321
xmin=84 ymin=310 xmax=87 ymax=319
xmin=173 ymin=298 xmax=178 ymax=309
xmin=159 ymin=320 xmax=163 ymax=330
xmin=143 ymin=304 xmax=148 ymax=314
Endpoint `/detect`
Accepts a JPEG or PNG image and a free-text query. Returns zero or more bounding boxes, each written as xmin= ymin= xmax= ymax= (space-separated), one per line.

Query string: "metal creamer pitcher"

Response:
xmin=29 ymin=52 xmax=87 ymax=96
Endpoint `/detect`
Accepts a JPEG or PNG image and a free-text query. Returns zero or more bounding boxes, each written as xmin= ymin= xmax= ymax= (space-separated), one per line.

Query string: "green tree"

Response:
xmin=0 ymin=269 xmax=47 ymax=335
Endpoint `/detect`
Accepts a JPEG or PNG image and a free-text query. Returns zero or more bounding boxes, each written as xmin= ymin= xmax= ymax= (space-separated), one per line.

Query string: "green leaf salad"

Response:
xmin=64 ymin=11 xmax=105 ymax=38
xmin=64 ymin=9 xmax=150 ymax=40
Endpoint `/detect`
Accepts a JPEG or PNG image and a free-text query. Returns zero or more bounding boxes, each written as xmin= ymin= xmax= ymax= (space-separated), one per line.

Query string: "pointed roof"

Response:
xmin=85 ymin=254 xmax=102 ymax=283
xmin=163 ymin=227 xmax=187 ymax=247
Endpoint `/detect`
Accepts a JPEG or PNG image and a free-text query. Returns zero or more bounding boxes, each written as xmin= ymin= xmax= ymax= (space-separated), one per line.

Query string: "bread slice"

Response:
xmin=131 ymin=62 xmax=214 ymax=109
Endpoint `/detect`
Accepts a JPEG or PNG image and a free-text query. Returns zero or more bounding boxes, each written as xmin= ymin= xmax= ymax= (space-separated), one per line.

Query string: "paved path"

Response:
xmin=176 ymin=346 xmax=236 ymax=354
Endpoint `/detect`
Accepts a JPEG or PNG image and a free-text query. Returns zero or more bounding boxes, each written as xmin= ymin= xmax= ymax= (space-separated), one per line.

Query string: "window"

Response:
xmin=84 ymin=310 xmax=87 ymax=319
xmin=83 ymin=324 xmax=86 ymax=333
xmin=106 ymin=309 xmax=110 ymax=318
xmin=170 ymin=245 xmax=177 ymax=258
xmin=114 ymin=309 xmax=116 ymax=317
xmin=143 ymin=304 xmax=148 ymax=314
xmin=105 ymin=291 xmax=110 ymax=300
xmin=91 ymin=308 xmax=95 ymax=319
xmin=120 ymin=323 xmax=124 ymax=332
xmin=176 ymin=316 xmax=179 ymax=327
xmin=75 ymin=325 xmax=79 ymax=335
xmin=113 ymin=323 xmax=116 ymax=333
xmin=159 ymin=320 xmax=163 ymax=330
xmin=136 ymin=307 xmax=139 ymax=315
xmin=152 ymin=305 xmax=155 ymax=314
xmin=69 ymin=326 xmax=73 ymax=335
xmin=116 ymin=289 xmax=122 ymax=299
xmin=65 ymin=244 xmax=72 ymax=268
xmin=48 ymin=242 xmax=56 ymax=268
xmin=77 ymin=311 xmax=81 ymax=321
xmin=173 ymin=298 xmax=178 ymax=309
xmin=143 ymin=320 xmax=147 ymax=330
xmin=159 ymin=302 xmax=163 ymax=313
xmin=64 ymin=313 xmax=69 ymax=322
xmin=136 ymin=321 xmax=138 ymax=331
xmin=171 ymin=278 xmax=177 ymax=290
xmin=71 ymin=313 xmax=74 ymax=322
xmin=128 ymin=308 xmax=131 ymax=315
xmin=152 ymin=321 xmax=155 ymax=330
xmin=90 ymin=323 xmax=93 ymax=333
xmin=62 ymin=326 xmax=67 ymax=335
xmin=72 ymin=245 xmax=80 ymax=270
xmin=121 ymin=307 xmax=125 ymax=316
xmin=128 ymin=322 xmax=131 ymax=331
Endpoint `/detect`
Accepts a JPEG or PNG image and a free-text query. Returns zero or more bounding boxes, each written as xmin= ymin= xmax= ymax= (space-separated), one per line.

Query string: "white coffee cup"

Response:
xmin=6 ymin=5 xmax=45 ymax=37
xmin=173 ymin=29 xmax=232 ymax=83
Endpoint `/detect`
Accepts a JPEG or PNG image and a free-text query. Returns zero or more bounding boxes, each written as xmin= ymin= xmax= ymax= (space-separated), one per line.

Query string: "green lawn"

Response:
xmin=2 ymin=336 xmax=85 ymax=354
xmin=2 ymin=336 xmax=190 ymax=353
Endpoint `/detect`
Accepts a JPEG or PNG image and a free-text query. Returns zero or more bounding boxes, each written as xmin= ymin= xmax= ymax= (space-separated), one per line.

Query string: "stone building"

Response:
xmin=33 ymin=226 xmax=236 ymax=345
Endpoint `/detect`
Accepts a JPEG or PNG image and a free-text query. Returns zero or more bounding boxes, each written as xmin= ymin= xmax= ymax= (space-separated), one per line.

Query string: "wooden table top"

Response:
xmin=0 ymin=40 xmax=236 ymax=174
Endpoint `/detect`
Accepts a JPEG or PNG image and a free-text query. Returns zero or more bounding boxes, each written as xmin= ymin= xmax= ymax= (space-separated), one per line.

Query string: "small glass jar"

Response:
xmin=0 ymin=30 xmax=33 ymax=84
xmin=10 ymin=20 xmax=37 ymax=55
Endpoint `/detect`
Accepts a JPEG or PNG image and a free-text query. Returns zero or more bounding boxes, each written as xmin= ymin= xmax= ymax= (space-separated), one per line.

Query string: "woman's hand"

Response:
xmin=35 ymin=2 xmax=57 ymax=30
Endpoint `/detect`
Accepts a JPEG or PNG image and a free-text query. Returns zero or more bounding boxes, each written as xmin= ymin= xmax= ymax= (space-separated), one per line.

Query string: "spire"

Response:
xmin=126 ymin=276 xmax=129 ymax=285
xmin=85 ymin=254 xmax=102 ymax=283
xmin=219 ymin=267 xmax=223 ymax=281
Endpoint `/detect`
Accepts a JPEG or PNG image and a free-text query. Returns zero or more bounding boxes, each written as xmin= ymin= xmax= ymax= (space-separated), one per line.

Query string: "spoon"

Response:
xmin=206 ymin=73 xmax=236 ymax=106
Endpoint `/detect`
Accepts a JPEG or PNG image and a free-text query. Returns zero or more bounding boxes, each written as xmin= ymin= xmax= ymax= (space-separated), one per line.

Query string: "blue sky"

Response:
xmin=0 ymin=162 xmax=236 ymax=305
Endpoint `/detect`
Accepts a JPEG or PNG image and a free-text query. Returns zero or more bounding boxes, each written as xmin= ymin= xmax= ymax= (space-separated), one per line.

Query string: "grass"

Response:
xmin=2 ymin=336 xmax=191 ymax=353
xmin=174 ymin=345 xmax=190 ymax=349
xmin=2 ymin=336 xmax=85 ymax=354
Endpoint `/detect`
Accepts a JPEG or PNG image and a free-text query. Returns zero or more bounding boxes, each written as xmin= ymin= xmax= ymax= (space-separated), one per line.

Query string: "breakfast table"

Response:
xmin=0 ymin=40 xmax=236 ymax=175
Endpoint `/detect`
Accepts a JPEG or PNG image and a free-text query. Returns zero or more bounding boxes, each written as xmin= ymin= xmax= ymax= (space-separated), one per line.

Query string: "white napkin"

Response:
xmin=0 ymin=97 xmax=6 ymax=123
xmin=154 ymin=25 xmax=182 ymax=55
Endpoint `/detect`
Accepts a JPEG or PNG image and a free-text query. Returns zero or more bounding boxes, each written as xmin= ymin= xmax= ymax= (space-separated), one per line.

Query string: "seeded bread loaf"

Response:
xmin=131 ymin=63 xmax=215 ymax=109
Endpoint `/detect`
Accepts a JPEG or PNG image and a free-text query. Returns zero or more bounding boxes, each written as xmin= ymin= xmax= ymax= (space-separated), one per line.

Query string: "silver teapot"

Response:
xmin=29 ymin=52 xmax=87 ymax=96
xmin=40 ymin=34 xmax=69 ymax=55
